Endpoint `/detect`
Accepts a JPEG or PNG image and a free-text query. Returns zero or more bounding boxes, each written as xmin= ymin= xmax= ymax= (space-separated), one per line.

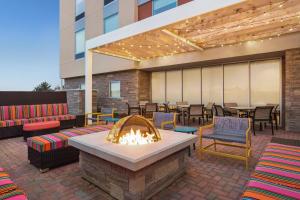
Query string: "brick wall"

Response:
xmin=285 ymin=48 xmax=300 ymax=132
xmin=64 ymin=70 xmax=151 ymax=114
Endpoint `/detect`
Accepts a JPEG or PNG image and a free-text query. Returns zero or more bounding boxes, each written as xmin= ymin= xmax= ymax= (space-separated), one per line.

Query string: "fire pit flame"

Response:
xmin=107 ymin=115 xmax=161 ymax=145
xmin=119 ymin=128 xmax=155 ymax=145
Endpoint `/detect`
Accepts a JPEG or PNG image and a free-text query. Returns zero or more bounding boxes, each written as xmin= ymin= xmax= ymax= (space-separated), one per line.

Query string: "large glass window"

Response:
xmin=75 ymin=29 xmax=85 ymax=59
xmin=104 ymin=13 xmax=119 ymax=33
xmin=153 ymin=0 xmax=177 ymax=15
xmin=110 ymin=81 xmax=121 ymax=98
xmin=166 ymin=70 xmax=182 ymax=104
xmin=202 ymin=66 xmax=223 ymax=105
xmin=183 ymin=68 xmax=201 ymax=104
xmin=152 ymin=72 xmax=166 ymax=103
xmin=75 ymin=0 xmax=85 ymax=20
xmin=224 ymin=63 xmax=249 ymax=106
xmin=104 ymin=0 xmax=115 ymax=5
xmin=250 ymin=60 xmax=281 ymax=106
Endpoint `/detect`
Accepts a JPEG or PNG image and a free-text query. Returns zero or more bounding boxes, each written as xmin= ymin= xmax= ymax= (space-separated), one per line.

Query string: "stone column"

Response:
xmin=285 ymin=48 xmax=300 ymax=132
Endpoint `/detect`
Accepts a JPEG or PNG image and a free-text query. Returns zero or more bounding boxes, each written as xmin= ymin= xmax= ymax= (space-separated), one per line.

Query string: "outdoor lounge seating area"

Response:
xmin=1 ymin=0 xmax=300 ymax=199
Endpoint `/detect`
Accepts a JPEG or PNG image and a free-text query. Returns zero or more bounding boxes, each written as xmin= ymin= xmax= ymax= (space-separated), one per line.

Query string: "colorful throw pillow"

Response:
xmin=15 ymin=105 xmax=24 ymax=119
xmin=0 ymin=171 xmax=17 ymax=195
xmin=47 ymin=104 xmax=53 ymax=116
xmin=8 ymin=106 xmax=16 ymax=120
xmin=22 ymin=105 xmax=29 ymax=119
xmin=41 ymin=104 xmax=48 ymax=117
xmin=0 ymin=106 xmax=10 ymax=121
xmin=29 ymin=105 xmax=42 ymax=118
xmin=52 ymin=104 xmax=59 ymax=116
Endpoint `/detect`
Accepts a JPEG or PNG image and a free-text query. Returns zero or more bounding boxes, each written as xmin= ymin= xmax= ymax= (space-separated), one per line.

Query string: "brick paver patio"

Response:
xmin=0 ymin=127 xmax=299 ymax=200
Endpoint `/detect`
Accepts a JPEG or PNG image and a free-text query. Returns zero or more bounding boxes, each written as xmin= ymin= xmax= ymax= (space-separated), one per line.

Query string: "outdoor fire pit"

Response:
xmin=107 ymin=115 xmax=161 ymax=145
xmin=69 ymin=115 xmax=197 ymax=200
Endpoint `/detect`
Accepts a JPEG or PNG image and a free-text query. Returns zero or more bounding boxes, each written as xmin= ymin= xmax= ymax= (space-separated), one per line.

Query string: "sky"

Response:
xmin=0 ymin=0 xmax=60 ymax=91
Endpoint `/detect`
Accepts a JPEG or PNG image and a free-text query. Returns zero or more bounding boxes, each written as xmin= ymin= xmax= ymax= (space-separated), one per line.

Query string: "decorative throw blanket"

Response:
xmin=242 ymin=142 xmax=300 ymax=200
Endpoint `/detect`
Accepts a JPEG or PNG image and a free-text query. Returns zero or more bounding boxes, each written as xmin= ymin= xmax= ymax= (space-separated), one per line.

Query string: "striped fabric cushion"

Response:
xmin=0 ymin=189 xmax=27 ymax=200
xmin=8 ymin=106 xmax=16 ymax=120
xmin=0 ymin=170 xmax=17 ymax=195
xmin=0 ymin=106 xmax=10 ymax=121
xmin=27 ymin=125 xmax=112 ymax=152
xmin=21 ymin=105 xmax=29 ymax=119
xmin=29 ymin=105 xmax=42 ymax=118
xmin=41 ymin=104 xmax=48 ymax=117
xmin=15 ymin=106 xmax=24 ymax=119
xmin=52 ymin=104 xmax=59 ymax=116
xmin=0 ymin=120 xmax=26 ymax=128
xmin=242 ymin=142 xmax=300 ymax=200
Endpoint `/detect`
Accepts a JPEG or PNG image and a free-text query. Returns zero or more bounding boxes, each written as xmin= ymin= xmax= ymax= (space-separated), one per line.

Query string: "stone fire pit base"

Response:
xmin=80 ymin=147 xmax=189 ymax=200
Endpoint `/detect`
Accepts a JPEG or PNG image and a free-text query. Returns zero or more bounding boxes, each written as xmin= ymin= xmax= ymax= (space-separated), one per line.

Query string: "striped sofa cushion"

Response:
xmin=0 ymin=170 xmax=17 ymax=195
xmin=29 ymin=105 xmax=42 ymax=118
xmin=27 ymin=125 xmax=112 ymax=152
xmin=0 ymin=189 xmax=27 ymax=200
xmin=242 ymin=142 xmax=300 ymax=199
xmin=0 ymin=106 xmax=9 ymax=121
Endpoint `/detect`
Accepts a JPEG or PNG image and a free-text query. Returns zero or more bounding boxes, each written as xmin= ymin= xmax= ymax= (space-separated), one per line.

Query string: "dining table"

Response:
xmin=229 ymin=106 xmax=256 ymax=118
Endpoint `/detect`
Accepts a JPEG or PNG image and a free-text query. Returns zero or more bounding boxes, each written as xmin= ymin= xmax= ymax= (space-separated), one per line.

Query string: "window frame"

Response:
xmin=75 ymin=28 xmax=85 ymax=60
xmin=152 ymin=0 xmax=178 ymax=15
xmin=109 ymin=81 xmax=121 ymax=99
xmin=75 ymin=0 xmax=85 ymax=21
xmin=104 ymin=13 xmax=119 ymax=33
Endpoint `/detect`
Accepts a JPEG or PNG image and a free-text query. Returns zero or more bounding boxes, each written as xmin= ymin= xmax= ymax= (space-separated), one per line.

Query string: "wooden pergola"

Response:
xmin=84 ymin=0 xmax=300 ymax=118
xmin=92 ymin=0 xmax=300 ymax=61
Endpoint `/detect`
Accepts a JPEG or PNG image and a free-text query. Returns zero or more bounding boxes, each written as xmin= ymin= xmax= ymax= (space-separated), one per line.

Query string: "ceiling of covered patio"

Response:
xmin=92 ymin=0 xmax=300 ymax=62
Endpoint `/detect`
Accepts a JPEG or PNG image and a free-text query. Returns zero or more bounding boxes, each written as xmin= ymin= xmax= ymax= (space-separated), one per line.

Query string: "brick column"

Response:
xmin=285 ymin=48 xmax=300 ymax=132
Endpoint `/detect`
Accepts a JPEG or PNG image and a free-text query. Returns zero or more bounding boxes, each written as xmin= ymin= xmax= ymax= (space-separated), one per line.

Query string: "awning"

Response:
xmin=86 ymin=0 xmax=300 ymax=62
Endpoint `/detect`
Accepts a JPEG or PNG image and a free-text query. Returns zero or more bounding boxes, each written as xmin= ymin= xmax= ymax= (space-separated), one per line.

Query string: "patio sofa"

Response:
xmin=27 ymin=125 xmax=112 ymax=172
xmin=242 ymin=137 xmax=300 ymax=199
xmin=0 ymin=168 xmax=27 ymax=200
xmin=0 ymin=103 xmax=76 ymax=139
xmin=0 ymin=91 xmax=76 ymax=139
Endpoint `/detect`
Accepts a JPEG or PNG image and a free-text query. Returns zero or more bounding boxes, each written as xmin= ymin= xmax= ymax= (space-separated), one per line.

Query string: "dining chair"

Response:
xmin=204 ymin=102 xmax=214 ymax=122
xmin=126 ymin=102 xmax=140 ymax=115
xmin=267 ymin=104 xmax=280 ymax=130
xmin=252 ymin=106 xmax=274 ymax=135
xmin=187 ymin=104 xmax=205 ymax=125
xmin=144 ymin=103 xmax=158 ymax=119
xmin=213 ymin=105 xmax=231 ymax=117
xmin=224 ymin=102 xmax=238 ymax=116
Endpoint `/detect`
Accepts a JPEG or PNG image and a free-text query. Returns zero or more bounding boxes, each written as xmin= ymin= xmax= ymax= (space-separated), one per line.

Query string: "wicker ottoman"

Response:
xmin=23 ymin=121 xmax=60 ymax=141
xmin=27 ymin=125 xmax=113 ymax=172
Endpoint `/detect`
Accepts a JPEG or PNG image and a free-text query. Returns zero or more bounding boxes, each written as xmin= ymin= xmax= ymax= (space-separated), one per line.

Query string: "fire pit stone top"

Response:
xmin=69 ymin=129 xmax=198 ymax=171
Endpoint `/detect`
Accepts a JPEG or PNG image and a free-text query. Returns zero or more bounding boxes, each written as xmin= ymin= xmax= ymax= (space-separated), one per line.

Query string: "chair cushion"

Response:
xmin=27 ymin=125 xmax=112 ymax=152
xmin=214 ymin=116 xmax=249 ymax=131
xmin=242 ymin=142 xmax=300 ymax=200
xmin=0 ymin=189 xmax=27 ymax=200
xmin=0 ymin=171 xmax=17 ymax=195
xmin=23 ymin=121 xmax=60 ymax=132
xmin=203 ymin=130 xmax=246 ymax=144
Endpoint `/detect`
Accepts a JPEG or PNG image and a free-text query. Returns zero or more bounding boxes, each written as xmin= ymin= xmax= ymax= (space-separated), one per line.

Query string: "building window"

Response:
xmin=75 ymin=0 xmax=85 ymax=21
xmin=104 ymin=0 xmax=115 ymax=5
xmin=75 ymin=29 xmax=85 ymax=59
xmin=104 ymin=13 xmax=119 ymax=33
xmin=103 ymin=0 xmax=119 ymax=33
xmin=110 ymin=81 xmax=121 ymax=98
xmin=153 ymin=0 xmax=177 ymax=15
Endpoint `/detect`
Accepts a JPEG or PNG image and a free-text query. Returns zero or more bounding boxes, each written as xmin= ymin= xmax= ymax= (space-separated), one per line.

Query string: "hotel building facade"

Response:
xmin=60 ymin=0 xmax=300 ymax=131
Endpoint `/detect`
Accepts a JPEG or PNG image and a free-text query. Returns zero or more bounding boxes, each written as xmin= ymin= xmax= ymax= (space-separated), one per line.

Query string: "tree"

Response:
xmin=33 ymin=81 xmax=54 ymax=92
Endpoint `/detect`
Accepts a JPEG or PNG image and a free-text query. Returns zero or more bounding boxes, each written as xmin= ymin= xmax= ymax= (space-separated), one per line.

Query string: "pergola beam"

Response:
xmin=161 ymin=29 xmax=204 ymax=51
